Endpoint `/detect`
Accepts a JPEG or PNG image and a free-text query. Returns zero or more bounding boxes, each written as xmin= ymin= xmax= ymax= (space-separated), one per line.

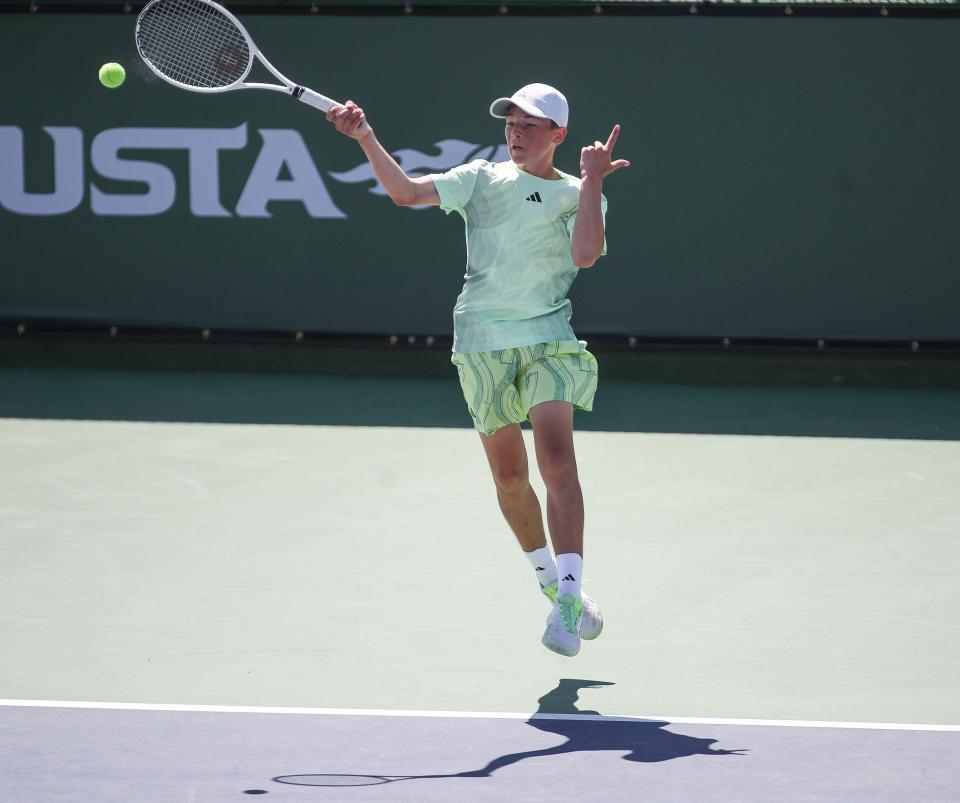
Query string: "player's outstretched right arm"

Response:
xmin=326 ymin=101 xmax=440 ymax=207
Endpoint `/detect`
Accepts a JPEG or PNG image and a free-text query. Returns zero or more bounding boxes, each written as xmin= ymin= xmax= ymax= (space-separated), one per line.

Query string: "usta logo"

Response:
xmin=0 ymin=124 xmax=508 ymax=218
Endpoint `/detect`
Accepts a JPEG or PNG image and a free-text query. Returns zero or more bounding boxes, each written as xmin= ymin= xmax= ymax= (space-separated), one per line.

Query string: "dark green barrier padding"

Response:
xmin=1 ymin=13 xmax=959 ymax=340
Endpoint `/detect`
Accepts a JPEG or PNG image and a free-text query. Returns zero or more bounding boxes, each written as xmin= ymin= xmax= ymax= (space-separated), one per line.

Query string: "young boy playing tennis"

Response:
xmin=326 ymin=83 xmax=629 ymax=656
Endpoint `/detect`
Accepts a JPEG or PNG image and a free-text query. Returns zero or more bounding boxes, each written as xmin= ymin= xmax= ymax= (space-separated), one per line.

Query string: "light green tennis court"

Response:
xmin=2 ymin=349 xmax=958 ymax=721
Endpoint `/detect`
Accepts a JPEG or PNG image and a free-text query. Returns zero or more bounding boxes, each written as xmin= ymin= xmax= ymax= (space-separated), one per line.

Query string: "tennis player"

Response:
xmin=326 ymin=83 xmax=629 ymax=657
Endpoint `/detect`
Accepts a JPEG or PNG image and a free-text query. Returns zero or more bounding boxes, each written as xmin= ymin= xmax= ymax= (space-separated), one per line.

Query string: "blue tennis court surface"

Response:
xmin=2 ymin=701 xmax=958 ymax=802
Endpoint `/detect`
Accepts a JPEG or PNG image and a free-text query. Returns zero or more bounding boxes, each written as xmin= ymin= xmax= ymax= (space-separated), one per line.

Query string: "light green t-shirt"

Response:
xmin=430 ymin=159 xmax=607 ymax=353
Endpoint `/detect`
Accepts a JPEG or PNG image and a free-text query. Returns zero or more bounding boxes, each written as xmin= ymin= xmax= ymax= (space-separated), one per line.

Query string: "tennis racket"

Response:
xmin=135 ymin=0 xmax=339 ymax=112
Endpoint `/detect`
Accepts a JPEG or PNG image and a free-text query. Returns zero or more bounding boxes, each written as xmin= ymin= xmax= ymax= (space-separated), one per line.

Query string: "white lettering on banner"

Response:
xmin=0 ymin=126 xmax=506 ymax=218
xmin=235 ymin=129 xmax=346 ymax=219
xmin=91 ymin=130 xmax=175 ymax=216
xmin=91 ymin=124 xmax=248 ymax=217
xmin=0 ymin=126 xmax=84 ymax=215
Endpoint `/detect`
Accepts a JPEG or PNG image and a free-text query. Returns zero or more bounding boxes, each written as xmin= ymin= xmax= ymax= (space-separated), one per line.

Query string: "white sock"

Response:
xmin=524 ymin=546 xmax=557 ymax=588
xmin=556 ymin=553 xmax=583 ymax=599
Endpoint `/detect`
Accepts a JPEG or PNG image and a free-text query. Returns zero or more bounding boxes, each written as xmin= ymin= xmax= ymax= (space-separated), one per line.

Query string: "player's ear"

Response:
xmin=553 ymin=126 xmax=568 ymax=145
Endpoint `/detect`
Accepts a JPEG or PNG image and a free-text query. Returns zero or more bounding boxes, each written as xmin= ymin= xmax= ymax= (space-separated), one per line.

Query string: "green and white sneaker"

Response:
xmin=542 ymin=593 xmax=584 ymax=657
xmin=541 ymin=581 xmax=603 ymax=640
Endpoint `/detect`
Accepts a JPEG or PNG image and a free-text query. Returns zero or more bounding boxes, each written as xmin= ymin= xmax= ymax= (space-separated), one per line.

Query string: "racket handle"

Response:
xmin=293 ymin=85 xmax=338 ymax=113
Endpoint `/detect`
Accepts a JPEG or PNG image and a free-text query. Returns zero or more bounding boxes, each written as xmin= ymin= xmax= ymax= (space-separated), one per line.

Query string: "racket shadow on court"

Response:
xmin=273 ymin=679 xmax=746 ymax=789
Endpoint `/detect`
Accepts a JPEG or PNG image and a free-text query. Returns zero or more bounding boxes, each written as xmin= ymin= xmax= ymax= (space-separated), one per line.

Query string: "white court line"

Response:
xmin=1 ymin=700 xmax=958 ymax=732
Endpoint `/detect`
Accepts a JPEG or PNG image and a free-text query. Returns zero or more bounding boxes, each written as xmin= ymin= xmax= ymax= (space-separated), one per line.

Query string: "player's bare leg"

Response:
xmin=528 ymin=401 xmax=583 ymax=557
xmin=478 ymin=423 xmax=547 ymax=552
xmin=528 ymin=400 xmax=602 ymax=654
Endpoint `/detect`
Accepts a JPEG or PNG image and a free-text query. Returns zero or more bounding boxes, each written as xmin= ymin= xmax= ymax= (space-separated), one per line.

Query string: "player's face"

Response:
xmin=504 ymin=107 xmax=566 ymax=166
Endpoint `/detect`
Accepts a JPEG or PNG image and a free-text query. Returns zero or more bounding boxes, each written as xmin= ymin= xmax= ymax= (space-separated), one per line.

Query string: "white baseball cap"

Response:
xmin=489 ymin=83 xmax=569 ymax=128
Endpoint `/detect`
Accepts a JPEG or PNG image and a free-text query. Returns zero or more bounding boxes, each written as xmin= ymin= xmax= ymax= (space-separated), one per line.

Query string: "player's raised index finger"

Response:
xmin=605 ymin=124 xmax=621 ymax=150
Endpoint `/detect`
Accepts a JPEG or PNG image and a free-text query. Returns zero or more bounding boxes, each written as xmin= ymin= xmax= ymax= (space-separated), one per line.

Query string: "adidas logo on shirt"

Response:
xmin=525 ymin=192 xmax=543 ymax=203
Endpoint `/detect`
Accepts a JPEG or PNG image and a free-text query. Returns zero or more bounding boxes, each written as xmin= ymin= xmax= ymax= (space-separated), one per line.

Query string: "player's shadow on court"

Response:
xmin=457 ymin=678 xmax=746 ymax=777
xmin=273 ymin=679 xmax=745 ymax=790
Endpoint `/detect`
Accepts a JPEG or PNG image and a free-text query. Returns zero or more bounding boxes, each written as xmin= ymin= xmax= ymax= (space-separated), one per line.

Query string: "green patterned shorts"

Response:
xmin=451 ymin=340 xmax=599 ymax=436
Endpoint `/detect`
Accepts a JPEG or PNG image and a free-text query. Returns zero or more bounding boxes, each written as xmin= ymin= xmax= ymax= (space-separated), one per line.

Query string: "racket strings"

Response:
xmin=137 ymin=0 xmax=251 ymax=89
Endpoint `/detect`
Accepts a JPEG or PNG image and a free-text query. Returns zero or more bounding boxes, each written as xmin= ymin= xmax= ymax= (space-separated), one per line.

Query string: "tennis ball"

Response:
xmin=99 ymin=62 xmax=126 ymax=89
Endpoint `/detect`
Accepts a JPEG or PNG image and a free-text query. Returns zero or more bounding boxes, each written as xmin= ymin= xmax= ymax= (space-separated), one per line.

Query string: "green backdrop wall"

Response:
xmin=1 ymin=12 xmax=958 ymax=340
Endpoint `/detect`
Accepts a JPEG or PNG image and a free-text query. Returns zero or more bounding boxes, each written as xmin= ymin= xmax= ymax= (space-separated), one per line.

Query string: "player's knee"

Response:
xmin=491 ymin=464 xmax=529 ymax=496
xmin=538 ymin=447 xmax=577 ymax=490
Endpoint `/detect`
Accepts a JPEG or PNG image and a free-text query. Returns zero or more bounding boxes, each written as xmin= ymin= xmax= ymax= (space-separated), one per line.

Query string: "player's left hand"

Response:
xmin=580 ymin=124 xmax=630 ymax=180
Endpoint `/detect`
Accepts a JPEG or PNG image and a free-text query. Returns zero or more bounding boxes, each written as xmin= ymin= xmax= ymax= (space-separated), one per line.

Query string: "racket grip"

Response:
xmin=293 ymin=85 xmax=338 ymax=113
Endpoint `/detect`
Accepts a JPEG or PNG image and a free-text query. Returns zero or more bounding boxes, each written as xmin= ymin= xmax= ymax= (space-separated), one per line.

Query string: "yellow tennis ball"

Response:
xmin=99 ymin=62 xmax=125 ymax=89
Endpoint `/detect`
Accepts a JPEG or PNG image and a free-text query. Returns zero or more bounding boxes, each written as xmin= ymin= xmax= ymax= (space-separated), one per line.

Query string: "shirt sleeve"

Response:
xmin=564 ymin=192 xmax=609 ymax=256
xmin=429 ymin=159 xmax=485 ymax=215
